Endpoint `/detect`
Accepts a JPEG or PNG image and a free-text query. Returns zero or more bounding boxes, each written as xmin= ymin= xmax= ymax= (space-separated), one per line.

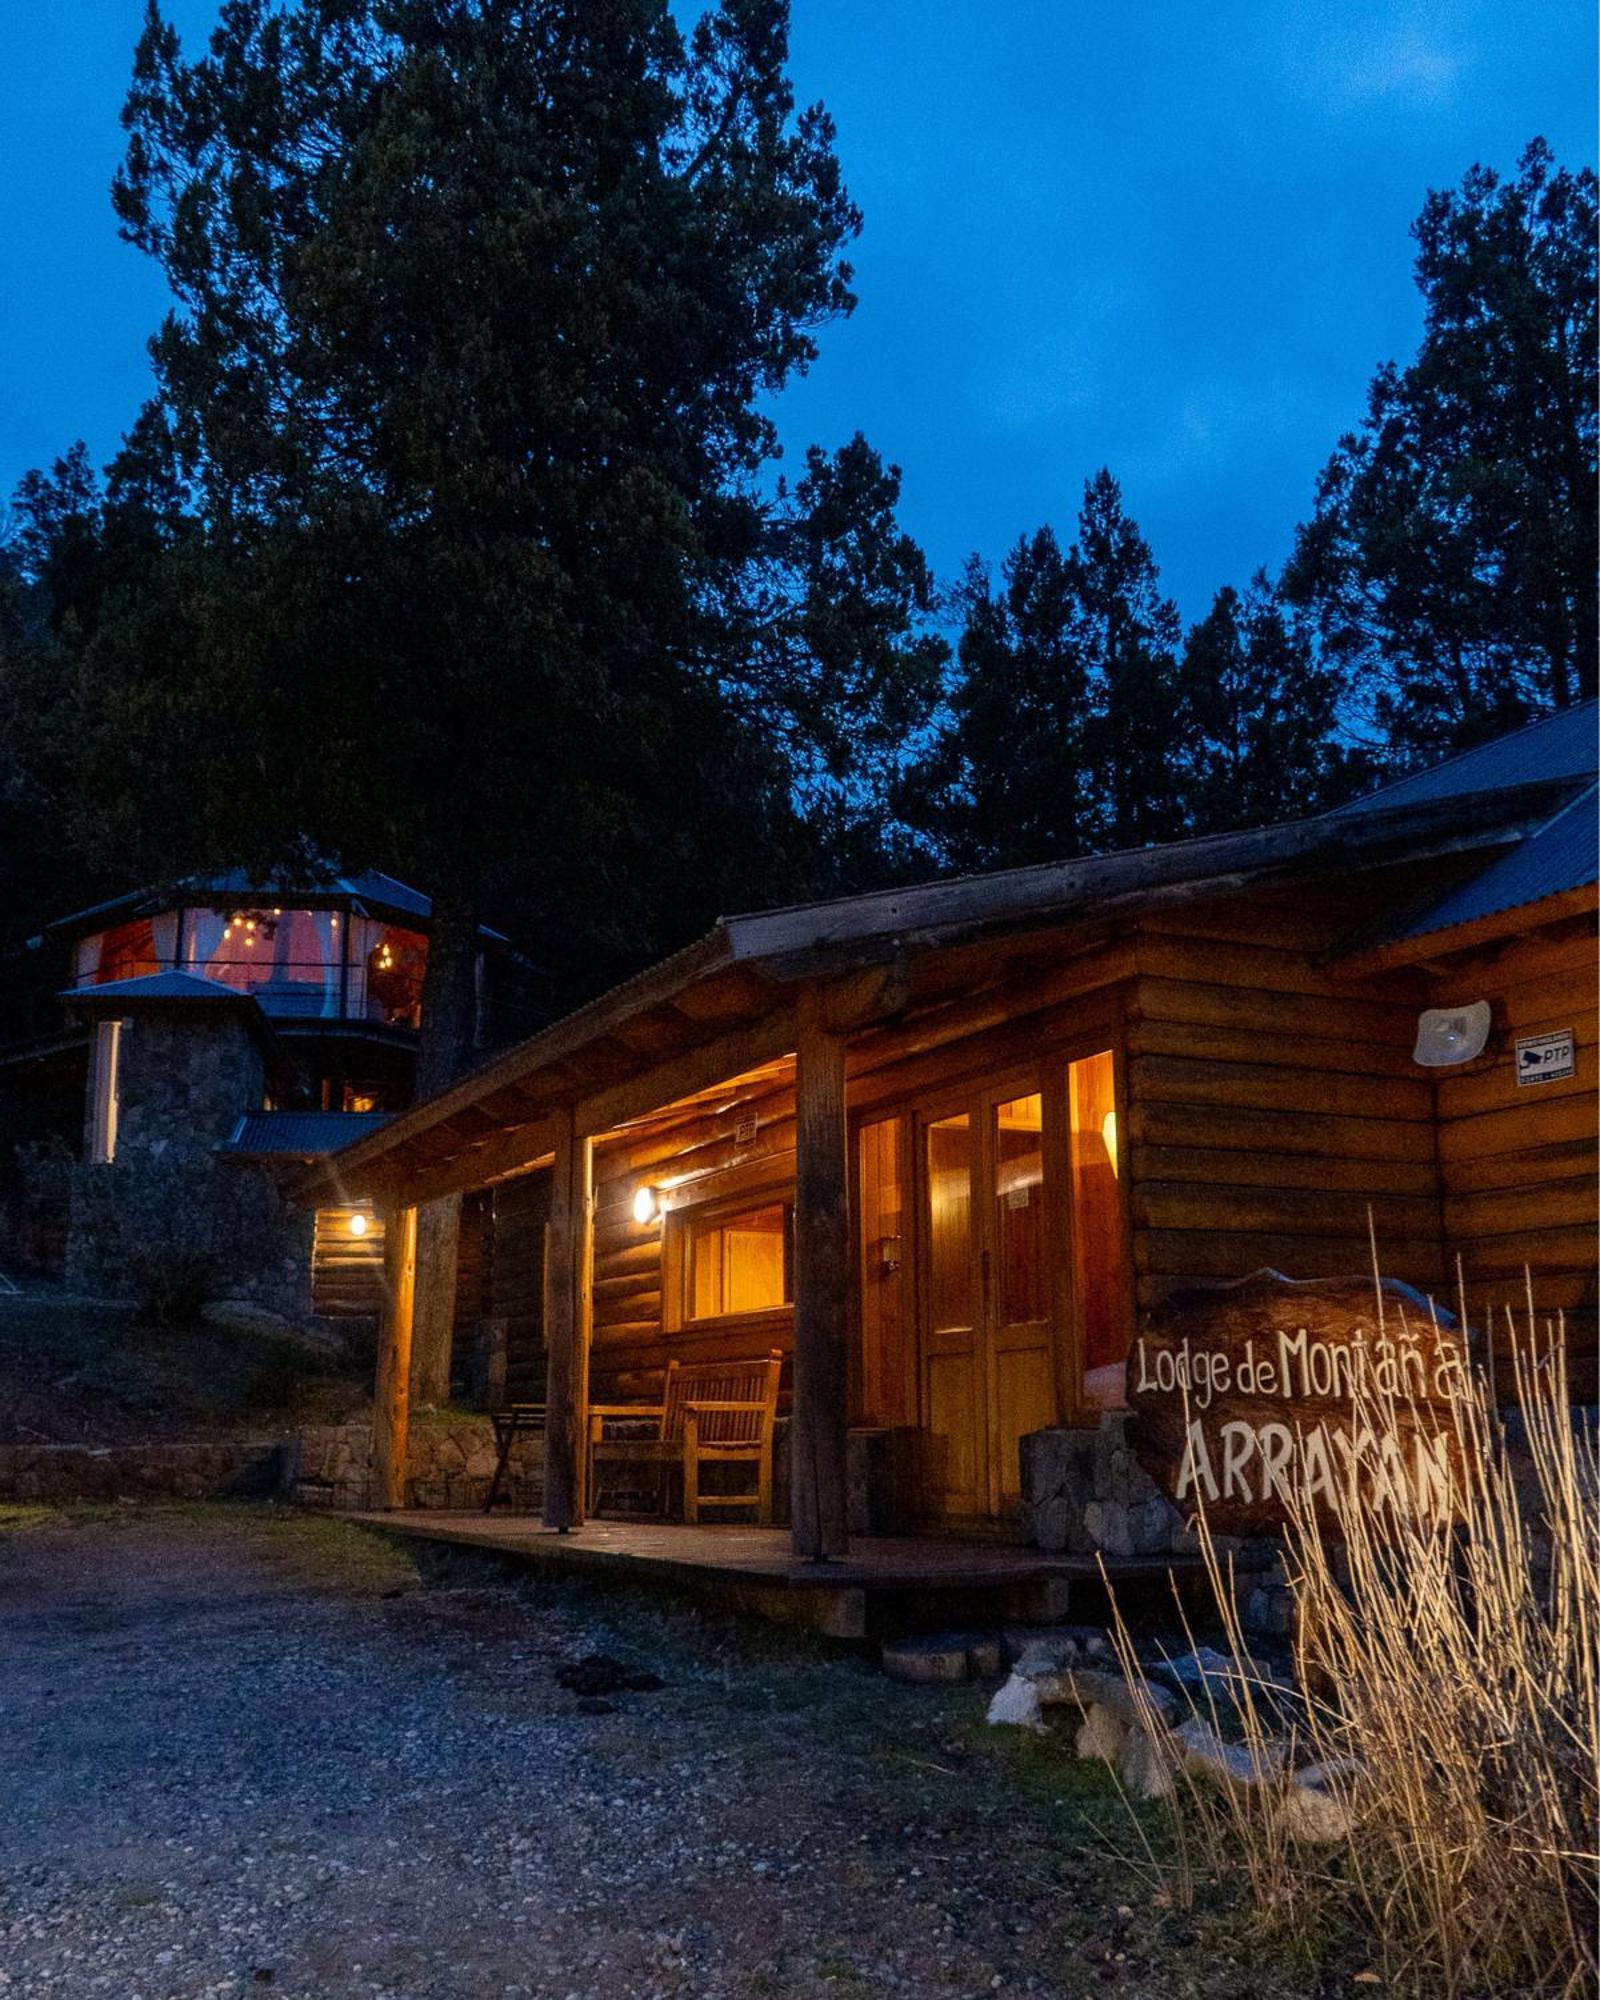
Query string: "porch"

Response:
xmin=351 ymin=1510 xmax=1202 ymax=1639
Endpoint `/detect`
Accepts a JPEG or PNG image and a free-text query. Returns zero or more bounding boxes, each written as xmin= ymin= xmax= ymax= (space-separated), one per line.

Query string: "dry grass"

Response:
xmin=1109 ymin=1284 xmax=1599 ymax=1998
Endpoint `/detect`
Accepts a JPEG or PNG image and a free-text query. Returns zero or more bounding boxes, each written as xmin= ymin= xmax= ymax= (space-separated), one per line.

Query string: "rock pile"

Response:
xmin=985 ymin=1633 xmax=1357 ymax=1842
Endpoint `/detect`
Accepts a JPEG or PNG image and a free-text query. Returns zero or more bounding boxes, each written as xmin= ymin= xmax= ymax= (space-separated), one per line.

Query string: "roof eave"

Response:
xmin=1335 ymin=882 xmax=1599 ymax=973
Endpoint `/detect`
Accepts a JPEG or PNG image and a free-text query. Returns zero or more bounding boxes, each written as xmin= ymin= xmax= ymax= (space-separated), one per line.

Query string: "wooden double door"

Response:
xmin=917 ymin=1075 xmax=1061 ymax=1520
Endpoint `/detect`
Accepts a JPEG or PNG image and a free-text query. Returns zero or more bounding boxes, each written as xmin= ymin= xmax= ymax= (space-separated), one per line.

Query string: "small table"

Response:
xmin=484 ymin=1403 xmax=547 ymax=1512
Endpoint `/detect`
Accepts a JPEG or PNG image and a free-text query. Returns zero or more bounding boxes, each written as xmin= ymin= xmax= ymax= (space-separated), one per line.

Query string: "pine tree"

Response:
xmin=1283 ymin=140 xmax=1597 ymax=758
xmin=1073 ymin=469 xmax=1186 ymax=848
xmin=899 ymin=527 xmax=1090 ymax=871
xmin=1177 ymin=574 xmax=1360 ymax=832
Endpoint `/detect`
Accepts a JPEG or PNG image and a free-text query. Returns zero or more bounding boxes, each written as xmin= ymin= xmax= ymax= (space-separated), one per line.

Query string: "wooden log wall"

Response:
xmin=589 ymin=1074 xmax=799 ymax=1405
xmin=1124 ymin=890 xmax=1448 ymax=1308
xmin=581 ymin=944 xmax=1139 ymax=1410
xmin=311 ymin=1206 xmax=387 ymax=1318
xmin=490 ymin=1173 xmax=550 ymax=1401
xmin=1431 ymin=920 xmax=1598 ymax=1395
xmin=449 ymin=1188 xmax=493 ymax=1389
xmin=474 ymin=878 xmax=1594 ymax=1431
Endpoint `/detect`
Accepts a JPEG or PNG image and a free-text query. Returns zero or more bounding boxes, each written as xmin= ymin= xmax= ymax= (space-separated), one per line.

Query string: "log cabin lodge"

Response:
xmin=308 ymin=704 xmax=1598 ymax=1562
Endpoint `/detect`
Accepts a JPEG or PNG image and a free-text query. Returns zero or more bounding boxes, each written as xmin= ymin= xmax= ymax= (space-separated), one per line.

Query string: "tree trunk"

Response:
xmin=790 ymin=983 xmax=850 ymax=1559
xmin=409 ymin=890 xmax=482 ymax=1406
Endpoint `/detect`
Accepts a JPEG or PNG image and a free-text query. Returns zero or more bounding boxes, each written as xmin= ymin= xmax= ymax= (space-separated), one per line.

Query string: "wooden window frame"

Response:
xmin=661 ymin=1183 xmax=795 ymax=1338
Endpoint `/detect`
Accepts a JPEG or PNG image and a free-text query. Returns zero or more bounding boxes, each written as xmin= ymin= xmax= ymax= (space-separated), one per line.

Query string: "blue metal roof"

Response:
xmin=1384 ymin=783 xmax=1598 ymax=944
xmin=60 ymin=970 xmax=257 ymax=1006
xmin=221 ymin=1111 xmax=392 ymax=1158
xmin=43 ymin=866 xmax=434 ymax=935
xmin=1330 ymin=701 xmax=1598 ymax=819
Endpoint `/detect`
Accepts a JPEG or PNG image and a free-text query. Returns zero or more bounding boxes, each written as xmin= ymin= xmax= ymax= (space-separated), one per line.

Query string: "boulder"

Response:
xmin=1073 ymin=1702 xmax=1127 ymax=1764
xmin=1281 ymin=1779 xmax=1353 ymax=1843
xmin=1061 ymin=1666 xmax=1179 ymax=1729
xmin=1172 ymin=1716 xmax=1289 ymax=1786
xmin=986 ymin=1673 xmax=1045 ymax=1730
xmin=1119 ymin=1724 xmax=1177 ymax=1802
xmin=883 ymin=1633 xmax=988 ymax=1685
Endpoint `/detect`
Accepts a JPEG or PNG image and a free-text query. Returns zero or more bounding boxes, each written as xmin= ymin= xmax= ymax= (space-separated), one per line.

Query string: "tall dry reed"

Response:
xmin=1110 ymin=1287 xmax=1599 ymax=1997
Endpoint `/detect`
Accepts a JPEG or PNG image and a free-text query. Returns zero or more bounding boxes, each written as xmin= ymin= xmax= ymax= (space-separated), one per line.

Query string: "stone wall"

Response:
xmin=1020 ymin=1413 xmax=1193 ymax=1558
xmin=286 ymin=1415 xmax=544 ymax=1513
xmin=1020 ymin=1414 xmax=1295 ymax=1637
xmin=65 ymin=1004 xmax=313 ymax=1318
xmin=0 ymin=1440 xmax=284 ymax=1503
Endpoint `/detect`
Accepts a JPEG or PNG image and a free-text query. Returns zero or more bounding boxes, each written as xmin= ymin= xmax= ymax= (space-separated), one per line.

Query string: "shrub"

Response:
xmin=128 ymin=1247 xmax=221 ymax=1326
xmin=1110 ymin=1287 xmax=1598 ymax=1998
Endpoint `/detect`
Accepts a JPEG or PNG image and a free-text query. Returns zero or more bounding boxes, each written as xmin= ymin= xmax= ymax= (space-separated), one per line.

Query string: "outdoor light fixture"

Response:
xmin=632 ymin=1185 xmax=661 ymax=1225
xmin=1413 ymin=1001 xmax=1492 ymax=1068
xmin=348 ymin=1210 xmax=370 ymax=1238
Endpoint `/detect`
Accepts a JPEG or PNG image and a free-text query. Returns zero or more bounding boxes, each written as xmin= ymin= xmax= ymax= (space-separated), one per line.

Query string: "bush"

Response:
xmin=1110 ymin=1287 xmax=1598 ymax=1998
xmin=128 ymin=1247 xmax=221 ymax=1326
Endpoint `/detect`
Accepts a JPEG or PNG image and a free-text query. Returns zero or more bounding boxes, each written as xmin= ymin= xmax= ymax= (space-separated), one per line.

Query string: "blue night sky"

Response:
xmin=3 ymin=2 xmax=1593 ymax=621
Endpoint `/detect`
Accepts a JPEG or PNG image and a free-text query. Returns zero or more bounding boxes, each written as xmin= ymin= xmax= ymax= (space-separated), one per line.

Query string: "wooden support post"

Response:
xmin=542 ymin=1108 xmax=593 ymax=1532
xmin=373 ymin=1204 xmax=418 ymax=1510
xmin=791 ymin=983 xmax=851 ymax=1560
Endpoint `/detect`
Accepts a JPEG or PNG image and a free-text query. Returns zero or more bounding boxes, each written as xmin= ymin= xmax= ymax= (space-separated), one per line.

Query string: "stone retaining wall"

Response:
xmin=1021 ymin=1414 xmax=1294 ymax=1636
xmin=0 ymin=1441 xmax=284 ymax=1504
xmin=0 ymin=1416 xmax=542 ymax=1514
xmin=1021 ymin=1413 xmax=1192 ymax=1559
xmin=286 ymin=1416 xmax=544 ymax=1513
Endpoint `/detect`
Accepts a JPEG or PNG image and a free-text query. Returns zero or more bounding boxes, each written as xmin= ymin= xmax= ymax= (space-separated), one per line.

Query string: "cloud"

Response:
xmin=1283 ymin=7 xmax=1474 ymax=112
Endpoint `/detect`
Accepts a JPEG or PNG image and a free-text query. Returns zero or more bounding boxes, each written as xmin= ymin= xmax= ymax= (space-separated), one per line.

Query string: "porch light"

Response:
xmin=348 ymin=1210 xmax=370 ymax=1238
xmin=632 ymin=1185 xmax=661 ymax=1226
xmin=1101 ymin=1110 xmax=1119 ymax=1176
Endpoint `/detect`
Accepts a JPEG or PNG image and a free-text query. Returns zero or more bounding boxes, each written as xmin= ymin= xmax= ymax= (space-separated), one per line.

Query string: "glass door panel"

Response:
xmin=987 ymin=1090 xmax=1054 ymax=1513
xmin=1068 ymin=1050 xmax=1131 ymax=1409
xmin=922 ymin=1112 xmax=984 ymax=1517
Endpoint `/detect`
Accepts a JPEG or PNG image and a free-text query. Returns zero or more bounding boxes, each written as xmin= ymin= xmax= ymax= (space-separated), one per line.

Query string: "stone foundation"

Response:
xmin=1020 ymin=1414 xmax=1192 ymax=1558
xmin=0 ymin=1440 xmax=284 ymax=1503
xmin=286 ymin=1415 xmax=544 ymax=1513
xmin=1020 ymin=1414 xmax=1294 ymax=1636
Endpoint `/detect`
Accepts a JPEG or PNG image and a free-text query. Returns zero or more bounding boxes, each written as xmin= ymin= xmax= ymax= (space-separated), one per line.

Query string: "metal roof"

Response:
xmin=60 ymin=970 xmax=259 ymax=1007
xmin=221 ymin=1111 xmax=392 ymax=1159
xmin=1380 ymin=783 xmax=1598 ymax=945
xmin=44 ymin=867 xmax=436 ymax=935
xmin=1330 ymin=701 xmax=1598 ymax=819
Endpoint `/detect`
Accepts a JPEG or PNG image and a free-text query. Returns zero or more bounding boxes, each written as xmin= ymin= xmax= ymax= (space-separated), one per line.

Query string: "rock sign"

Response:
xmin=1127 ymin=1269 xmax=1470 ymax=1539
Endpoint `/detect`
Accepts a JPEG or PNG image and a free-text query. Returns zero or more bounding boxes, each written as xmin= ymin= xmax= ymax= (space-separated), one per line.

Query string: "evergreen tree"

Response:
xmin=901 ymin=472 xmax=1186 ymax=868
xmin=898 ymin=527 xmax=1089 ymax=872
xmin=16 ymin=0 xmax=942 ymax=1077
xmin=1177 ymin=573 xmax=1359 ymax=832
xmin=1283 ymin=140 xmax=1597 ymax=758
xmin=1073 ymin=469 xmax=1186 ymax=848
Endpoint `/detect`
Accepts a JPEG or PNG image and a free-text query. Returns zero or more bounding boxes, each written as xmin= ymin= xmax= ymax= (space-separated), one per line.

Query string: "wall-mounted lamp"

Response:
xmin=348 ymin=1209 xmax=370 ymax=1238
xmin=632 ymin=1185 xmax=661 ymax=1225
xmin=1413 ymin=1001 xmax=1491 ymax=1068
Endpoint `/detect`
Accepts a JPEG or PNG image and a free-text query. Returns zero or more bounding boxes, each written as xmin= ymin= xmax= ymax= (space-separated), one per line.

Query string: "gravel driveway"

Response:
xmin=0 ymin=1506 xmax=1308 ymax=2000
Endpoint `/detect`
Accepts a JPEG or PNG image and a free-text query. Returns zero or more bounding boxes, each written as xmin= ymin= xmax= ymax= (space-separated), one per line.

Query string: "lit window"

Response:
xmin=1068 ymin=1050 xmax=1131 ymax=1409
xmin=685 ymin=1200 xmax=791 ymax=1321
xmin=89 ymin=1019 xmax=123 ymax=1164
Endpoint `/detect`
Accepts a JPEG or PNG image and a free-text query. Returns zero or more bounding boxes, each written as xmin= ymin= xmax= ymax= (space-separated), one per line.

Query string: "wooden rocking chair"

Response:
xmin=586 ymin=1351 xmax=784 ymax=1524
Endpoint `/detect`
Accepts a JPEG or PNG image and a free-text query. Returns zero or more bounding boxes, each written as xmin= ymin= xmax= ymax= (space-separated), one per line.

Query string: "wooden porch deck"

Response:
xmin=353 ymin=1511 xmax=1201 ymax=1639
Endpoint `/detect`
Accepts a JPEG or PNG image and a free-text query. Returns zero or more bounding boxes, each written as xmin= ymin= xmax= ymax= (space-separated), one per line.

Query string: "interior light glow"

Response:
xmin=632 ymin=1185 xmax=660 ymax=1226
xmin=1100 ymin=1109 xmax=1119 ymax=1177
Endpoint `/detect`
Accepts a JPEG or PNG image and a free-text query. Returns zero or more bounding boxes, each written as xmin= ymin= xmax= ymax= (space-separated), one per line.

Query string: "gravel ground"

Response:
xmin=0 ymin=1506 xmax=1338 ymax=2000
